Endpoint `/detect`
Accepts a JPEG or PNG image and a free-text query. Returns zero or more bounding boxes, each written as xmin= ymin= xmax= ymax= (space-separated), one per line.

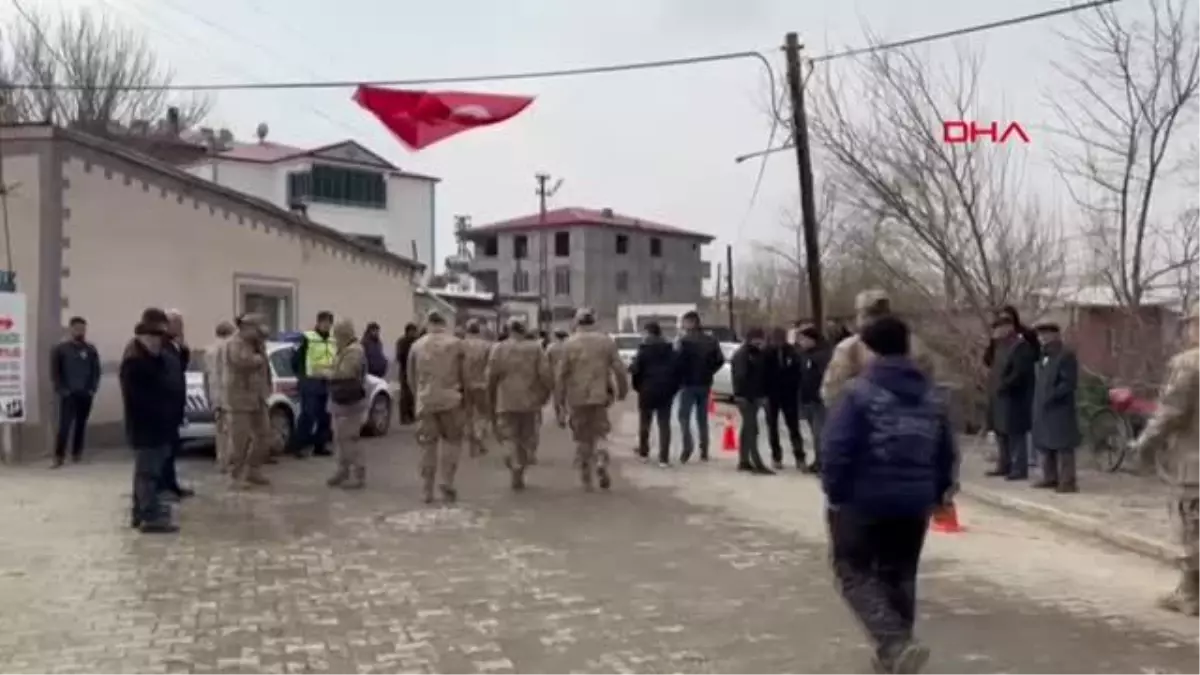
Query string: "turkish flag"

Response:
xmin=353 ymin=85 xmax=535 ymax=151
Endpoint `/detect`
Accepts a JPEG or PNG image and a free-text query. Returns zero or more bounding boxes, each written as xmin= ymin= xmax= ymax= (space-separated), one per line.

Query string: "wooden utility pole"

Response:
xmin=784 ymin=32 xmax=824 ymax=328
xmin=725 ymin=245 xmax=735 ymax=338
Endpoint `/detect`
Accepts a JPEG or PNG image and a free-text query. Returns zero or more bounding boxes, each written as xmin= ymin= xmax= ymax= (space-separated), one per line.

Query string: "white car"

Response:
xmin=710 ymin=342 xmax=740 ymax=401
xmin=180 ymin=341 xmax=395 ymax=450
xmin=611 ymin=333 xmax=643 ymax=369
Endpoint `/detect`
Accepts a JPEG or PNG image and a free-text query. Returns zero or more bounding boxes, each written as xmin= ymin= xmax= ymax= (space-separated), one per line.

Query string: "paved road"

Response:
xmin=0 ymin=409 xmax=1194 ymax=674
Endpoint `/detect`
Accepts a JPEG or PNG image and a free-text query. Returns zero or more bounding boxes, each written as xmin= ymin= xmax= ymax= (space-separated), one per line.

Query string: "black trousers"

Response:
xmin=765 ymin=397 xmax=804 ymax=465
xmin=158 ymin=426 xmax=184 ymax=494
xmin=54 ymin=392 xmax=93 ymax=460
xmin=637 ymin=402 xmax=673 ymax=463
xmin=132 ymin=443 xmax=171 ymax=525
xmin=398 ymin=379 xmax=416 ymax=424
xmin=736 ymin=398 xmax=769 ymax=469
xmin=828 ymin=507 xmax=928 ymax=656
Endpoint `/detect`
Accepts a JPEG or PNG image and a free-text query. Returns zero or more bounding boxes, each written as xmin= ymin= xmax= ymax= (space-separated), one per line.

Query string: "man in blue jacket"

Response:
xmin=821 ymin=316 xmax=958 ymax=674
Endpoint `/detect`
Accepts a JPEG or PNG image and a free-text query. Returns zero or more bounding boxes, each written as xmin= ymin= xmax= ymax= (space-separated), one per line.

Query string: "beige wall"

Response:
xmin=59 ymin=152 xmax=417 ymax=434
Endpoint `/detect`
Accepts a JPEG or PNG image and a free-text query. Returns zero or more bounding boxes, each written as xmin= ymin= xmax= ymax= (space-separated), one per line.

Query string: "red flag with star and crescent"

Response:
xmin=353 ymin=85 xmax=535 ymax=151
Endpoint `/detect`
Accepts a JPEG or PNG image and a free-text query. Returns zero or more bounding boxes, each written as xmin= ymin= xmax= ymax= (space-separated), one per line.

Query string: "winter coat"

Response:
xmin=731 ymin=343 xmax=768 ymax=401
xmin=119 ymin=340 xmax=178 ymax=448
xmin=1031 ymin=342 xmax=1080 ymax=451
xmin=988 ymin=336 xmax=1036 ymax=435
xmin=1133 ymin=346 xmax=1199 ymax=495
xmin=763 ymin=343 xmax=802 ymax=403
xmin=161 ymin=339 xmax=189 ymax=426
xmin=406 ymin=326 xmax=467 ymax=416
xmin=798 ymin=343 xmax=832 ymax=404
xmin=223 ymin=334 xmax=272 ymax=412
xmin=675 ymin=331 xmax=725 ymax=388
xmin=630 ymin=336 xmax=681 ymax=409
xmin=821 ymin=356 xmax=958 ymax=516
xmin=821 ymin=332 xmax=937 ymax=405
xmin=486 ymin=334 xmax=553 ymax=413
xmin=361 ymin=334 xmax=388 ymax=378
xmin=50 ymin=339 xmax=101 ymax=396
xmin=555 ymin=326 xmax=629 ymax=408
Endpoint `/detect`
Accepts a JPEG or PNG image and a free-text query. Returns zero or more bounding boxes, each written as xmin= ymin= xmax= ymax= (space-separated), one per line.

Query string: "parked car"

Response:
xmin=709 ymin=342 xmax=740 ymax=401
xmin=611 ymin=333 xmax=642 ymax=369
xmin=180 ymin=341 xmax=395 ymax=450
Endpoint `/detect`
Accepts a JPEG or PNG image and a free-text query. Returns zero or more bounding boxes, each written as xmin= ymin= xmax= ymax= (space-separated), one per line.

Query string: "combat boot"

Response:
xmin=510 ymin=467 xmax=525 ymax=491
xmin=326 ymin=463 xmax=350 ymax=488
xmin=246 ymin=470 xmax=270 ymax=487
xmin=421 ymin=469 xmax=436 ymax=504
xmin=580 ymin=465 xmax=594 ymax=492
xmin=440 ymin=485 xmax=458 ymax=504
xmin=342 ymin=466 xmax=366 ymax=490
xmin=1157 ymin=571 xmax=1200 ymax=616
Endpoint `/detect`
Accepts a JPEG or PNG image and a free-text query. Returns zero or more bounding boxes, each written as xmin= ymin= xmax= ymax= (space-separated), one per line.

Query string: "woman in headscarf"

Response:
xmin=326 ymin=318 xmax=369 ymax=489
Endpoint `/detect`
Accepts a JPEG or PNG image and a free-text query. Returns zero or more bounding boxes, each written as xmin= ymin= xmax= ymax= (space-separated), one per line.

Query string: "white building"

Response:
xmin=184 ymin=130 xmax=439 ymax=277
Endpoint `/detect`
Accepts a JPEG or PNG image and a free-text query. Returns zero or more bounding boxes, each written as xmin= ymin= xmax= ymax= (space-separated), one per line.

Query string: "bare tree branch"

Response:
xmin=0 ymin=8 xmax=210 ymax=130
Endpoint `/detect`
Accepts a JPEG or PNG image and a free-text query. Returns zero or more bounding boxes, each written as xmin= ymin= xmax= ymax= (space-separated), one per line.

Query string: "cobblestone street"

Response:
xmin=0 ymin=408 xmax=1196 ymax=674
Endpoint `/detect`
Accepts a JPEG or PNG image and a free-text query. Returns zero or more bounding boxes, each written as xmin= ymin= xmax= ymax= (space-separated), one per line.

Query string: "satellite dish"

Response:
xmin=255 ymin=122 xmax=269 ymax=143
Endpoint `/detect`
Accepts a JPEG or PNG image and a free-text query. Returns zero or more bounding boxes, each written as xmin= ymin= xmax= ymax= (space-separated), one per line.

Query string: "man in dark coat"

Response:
xmin=763 ymin=327 xmax=805 ymax=471
xmin=675 ymin=311 xmax=726 ymax=463
xmin=796 ymin=325 xmax=832 ymax=472
xmin=630 ymin=322 xmax=681 ymax=466
xmin=50 ymin=315 xmax=101 ymax=467
xmin=731 ymin=327 xmax=774 ymax=475
xmin=394 ymin=323 xmax=419 ymax=424
xmin=986 ymin=315 xmax=1037 ymax=480
xmin=1031 ymin=322 xmax=1080 ymax=492
xmin=159 ymin=309 xmax=193 ymax=499
xmin=361 ymin=322 xmax=389 ymax=378
xmin=120 ymin=313 xmax=179 ymax=534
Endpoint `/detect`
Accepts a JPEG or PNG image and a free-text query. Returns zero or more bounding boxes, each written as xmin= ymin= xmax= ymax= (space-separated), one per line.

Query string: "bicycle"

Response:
xmin=1085 ymin=386 xmax=1156 ymax=472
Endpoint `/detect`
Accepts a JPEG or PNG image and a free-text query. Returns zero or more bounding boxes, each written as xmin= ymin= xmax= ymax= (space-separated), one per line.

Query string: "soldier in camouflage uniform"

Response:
xmin=1132 ymin=303 xmax=1200 ymax=617
xmin=461 ymin=320 xmax=493 ymax=457
xmin=820 ymin=290 xmax=938 ymax=406
xmin=546 ymin=330 xmax=569 ymax=428
xmin=222 ymin=314 xmax=273 ymax=489
xmin=555 ymin=308 xmax=628 ymax=491
xmin=407 ymin=310 xmax=469 ymax=504
xmin=486 ymin=319 xmax=553 ymax=490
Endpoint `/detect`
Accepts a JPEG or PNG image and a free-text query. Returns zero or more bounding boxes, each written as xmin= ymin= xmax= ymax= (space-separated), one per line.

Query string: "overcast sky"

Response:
xmin=9 ymin=0 xmax=1184 ymax=278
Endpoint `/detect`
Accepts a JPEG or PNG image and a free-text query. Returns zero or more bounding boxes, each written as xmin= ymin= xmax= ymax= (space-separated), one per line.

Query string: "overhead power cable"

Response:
xmin=0 ymin=0 xmax=1120 ymax=93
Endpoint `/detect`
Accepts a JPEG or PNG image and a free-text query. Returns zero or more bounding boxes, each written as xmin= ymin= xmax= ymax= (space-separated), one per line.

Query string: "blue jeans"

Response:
xmin=291 ymin=378 xmax=331 ymax=454
xmin=676 ymin=386 xmax=711 ymax=458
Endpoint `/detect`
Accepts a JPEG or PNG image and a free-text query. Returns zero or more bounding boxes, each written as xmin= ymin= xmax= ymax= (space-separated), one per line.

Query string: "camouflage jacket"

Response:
xmin=328 ymin=340 xmax=367 ymax=414
xmin=223 ymin=335 xmax=271 ymax=412
xmin=820 ymin=333 xmax=937 ymax=405
xmin=407 ymin=326 xmax=467 ymax=415
xmin=461 ymin=336 xmax=492 ymax=391
xmin=1133 ymin=346 xmax=1199 ymax=494
xmin=555 ymin=327 xmax=629 ymax=408
xmin=204 ymin=337 xmax=231 ymax=410
xmin=486 ymin=335 xmax=553 ymax=413
xmin=546 ymin=341 xmax=566 ymax=373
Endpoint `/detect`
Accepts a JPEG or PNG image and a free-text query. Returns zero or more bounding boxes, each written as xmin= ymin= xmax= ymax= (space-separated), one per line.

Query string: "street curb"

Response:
xmin=960 ymin=484 xmax=1176 ymax=565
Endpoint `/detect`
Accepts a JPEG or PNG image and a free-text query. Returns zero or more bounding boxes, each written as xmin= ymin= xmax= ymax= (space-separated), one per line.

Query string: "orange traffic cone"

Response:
xmin=707 ymin=390 xmax=717 ymax=415
xmin=930 ymin=503 xmax=964 ymax=533
xmin=721 ymin=414 xmax=739 ymax=453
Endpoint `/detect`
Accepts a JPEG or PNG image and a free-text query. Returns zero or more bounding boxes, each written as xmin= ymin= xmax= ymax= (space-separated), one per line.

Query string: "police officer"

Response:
xmin=461 ymin=320 xmax=493 ymax=457
xmin=223 ymin=314 xmax=272 ymax=489
xmin=1132 ymin=303 xmax=1199 ymax=616
xmin=486 ymin=319 xmax=553 ymax=490
xmin=555 ymin=308 xmax=628 ymax=491
xmin=820 ymin=290 xmax=937 ymax=406
xmin=289 ymin=311 xmax=337 ymax=457
xmin=407 ymin=310 xmax=469 ymax=504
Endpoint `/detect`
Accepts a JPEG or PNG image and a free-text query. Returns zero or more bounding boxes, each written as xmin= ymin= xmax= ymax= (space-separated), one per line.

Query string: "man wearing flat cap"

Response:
xmin=1030 ymin=322 xmax=1080 ymax=493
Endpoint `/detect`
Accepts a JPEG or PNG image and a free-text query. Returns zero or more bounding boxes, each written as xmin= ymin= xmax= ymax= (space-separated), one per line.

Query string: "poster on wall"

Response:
xmin=0 ymin=292 xmax=26 ymax=423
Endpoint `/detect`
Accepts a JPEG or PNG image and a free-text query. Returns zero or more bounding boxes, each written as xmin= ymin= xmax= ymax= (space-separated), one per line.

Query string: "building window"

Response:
xmin=554 ymin=231 xmax=570 ymax=257
xmin=554 ymin=266 xmax=571 ymax=296
xmin=474 ymin=270 xmax=498 ymax=293
xmin=236 ymin=276 xmax=296 ymax=337
xmin=616 ymin=271 xmax=628 ymax=294
xmin=480 ymin=236 xmax=498 ymax=257
xmin=512 ymin=269 xmax=530 ymax=293
xmin=289 ymin=164 xmax=386 ymax=209
xmin=615 ymin=234 xmax=628 ymax=255
xmin=650 ymin=237 xmax=663 ymax=258
xmin=514 ymin=235 xmax=528 ymax=259
xmin=651 ymin=271 xmax=665 ymax=296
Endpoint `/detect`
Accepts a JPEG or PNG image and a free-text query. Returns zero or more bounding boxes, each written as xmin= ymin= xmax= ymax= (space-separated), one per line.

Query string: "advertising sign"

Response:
xmin=0 ymin=292 xmax=27 ymax=423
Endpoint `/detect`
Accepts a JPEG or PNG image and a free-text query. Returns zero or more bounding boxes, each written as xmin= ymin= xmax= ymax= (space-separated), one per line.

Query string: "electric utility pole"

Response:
xmin=535 ymin=172 xmax=563 ymax=332
xmin=784 ymin=32 xmax=824 ymax=328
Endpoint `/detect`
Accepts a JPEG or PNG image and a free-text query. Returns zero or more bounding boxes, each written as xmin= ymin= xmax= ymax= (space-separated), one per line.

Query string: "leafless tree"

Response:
xmin=1050 ymin=0 xmax=1198 ymax=386
xmin=0 ymin=8 xmax=209 ymax=130
xmin=1051 ymin=0 xmax=1198 ymax=309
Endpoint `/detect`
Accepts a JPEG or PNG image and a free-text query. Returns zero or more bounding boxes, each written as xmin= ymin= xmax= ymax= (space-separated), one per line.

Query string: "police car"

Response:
xmin=180 ymin=334 xmax=395 ymax=449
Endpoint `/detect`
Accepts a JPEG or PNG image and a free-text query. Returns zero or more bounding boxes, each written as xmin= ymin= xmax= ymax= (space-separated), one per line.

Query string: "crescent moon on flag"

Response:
xmin=450 ymin=104 xmax=493 ymax=121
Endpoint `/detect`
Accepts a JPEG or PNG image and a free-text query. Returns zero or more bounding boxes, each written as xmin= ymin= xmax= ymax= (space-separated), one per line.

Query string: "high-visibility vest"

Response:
xmin=304 ymin=330 xmax=336 ymax=377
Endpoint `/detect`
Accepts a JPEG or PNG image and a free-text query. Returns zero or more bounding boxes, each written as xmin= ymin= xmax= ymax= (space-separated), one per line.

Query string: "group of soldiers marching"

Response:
xmin=410 ymin=306 xmax=628 ymax=503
